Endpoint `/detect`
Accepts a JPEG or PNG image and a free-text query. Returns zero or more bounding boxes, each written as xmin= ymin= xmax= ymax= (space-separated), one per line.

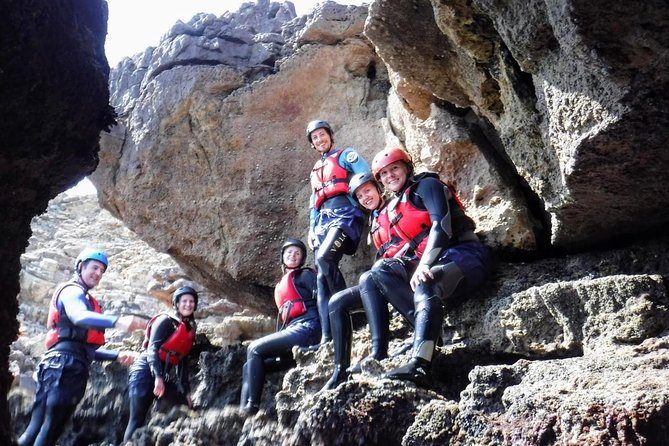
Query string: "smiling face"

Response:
xmin=176 ymin=294 xmax=196 ymax=318
xmin=79 ymin=260 xmax=106 ymax=289
xmin=310 ymin=128 xmax=333 ymax=154
xmin=282 ymin=246 xmax=304 ymax=270
xmin=355 ymin=182 xmax=382 ymax=211
xmin=378 ymin=161 xmax=409 ymax=192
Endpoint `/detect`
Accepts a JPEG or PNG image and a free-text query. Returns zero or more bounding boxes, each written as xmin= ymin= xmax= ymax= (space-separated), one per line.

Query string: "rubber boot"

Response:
xmin=321 ymin=304 xmax=353 ymax=391
xmin=384 ymin=357 xmax=432 ymax=386
xmin=386 ymin=284 xmax=443 ymax=387
xmin=241 ymin=354 xmax=264 ymax=415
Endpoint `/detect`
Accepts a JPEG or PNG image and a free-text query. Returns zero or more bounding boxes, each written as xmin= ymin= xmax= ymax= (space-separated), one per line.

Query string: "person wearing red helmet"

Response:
xmin=18 ymin=248 xmax=147 ymax=446
xmin=123 ymin=286 xmax=198 ymax=442
xmin=321 ymin=172 xmax=416 ymax=391
xmin=363 ymin=147 xmax=492 ymax=386
xmin=306 ymin=119 xmax=371 ymax=346
xmin=239 ymin=239 xmax=320 ymax=415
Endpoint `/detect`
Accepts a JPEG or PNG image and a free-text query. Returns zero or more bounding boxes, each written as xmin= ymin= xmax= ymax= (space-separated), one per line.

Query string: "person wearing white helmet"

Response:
xmin=18 ymin=248 xmax=147 ymax=446
xmin=306 ymin=119 xmax=371 ymax=346
xmin=123 ymin=286 xmax=199 ymax=441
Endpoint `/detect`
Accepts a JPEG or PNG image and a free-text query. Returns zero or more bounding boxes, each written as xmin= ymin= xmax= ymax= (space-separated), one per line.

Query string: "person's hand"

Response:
xmin=307 ymin=228 xmax=317 ymax=250
xmin=117 ymin=350 xmax=138 ymax=366
xmin=153 ymin=377 xmax=165 ymax=398
xmin=410 ymin=264 xmax=434 ymax=290
xmin=116 ymin=315 xmax=148 ymax=332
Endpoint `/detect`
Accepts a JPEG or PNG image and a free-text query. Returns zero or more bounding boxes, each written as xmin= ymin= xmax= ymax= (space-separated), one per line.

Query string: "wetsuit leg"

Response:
xmin=386 ymin=261 xmax=465 ymax=385
xmin=20 ymin=352 xmax=87 ymax=446
xmin=322 ymin=286 xmax=360 ymax=390
xmin=242 ymin=321 xmax=318 ymax=413
xmin=370 ymin=258 xmax=417 ymax=327
xmin=17 ymin=399 xmax=46 ymax=446
xmin=123 ymin=393 xmax=154 ymax=442
xmin=32 ymin=403 xmax=76 ymax=446
xmin=314 ymin=228 xmax=353 ymax=342
xmin=359 ymin=270 xmax=389 ymax=361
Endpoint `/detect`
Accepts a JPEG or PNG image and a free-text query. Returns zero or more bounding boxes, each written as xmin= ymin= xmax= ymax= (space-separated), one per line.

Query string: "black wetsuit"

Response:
xmin=240 ymin=268 xmax=320 ymax=413
xmin=123 ymin=315 xmax=195 ymax=441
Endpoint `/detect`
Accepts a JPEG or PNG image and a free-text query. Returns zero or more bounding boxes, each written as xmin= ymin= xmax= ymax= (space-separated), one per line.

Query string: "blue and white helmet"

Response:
xmin=74 ymin=248 xmax=108 ymax=273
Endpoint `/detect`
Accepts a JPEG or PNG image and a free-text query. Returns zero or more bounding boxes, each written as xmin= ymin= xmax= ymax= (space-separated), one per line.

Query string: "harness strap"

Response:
xmin=314 ymin=177 xmax=348 ymax=192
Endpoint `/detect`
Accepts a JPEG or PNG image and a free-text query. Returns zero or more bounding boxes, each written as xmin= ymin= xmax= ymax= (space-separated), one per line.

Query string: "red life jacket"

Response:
xmin=310 ymin=150 xmax=350 ymax=209
xmin=45 ymin=282 xmax=105 ymax=349
xmin=370 ymin=205 xmax=405 ymax=258
xmin=274 ymin=268 xmax=315 ymax=325
xmin=143 ymin=314 xmax=195 ymax=366
xmin=387 ymin=178 xmax=473 ymax=257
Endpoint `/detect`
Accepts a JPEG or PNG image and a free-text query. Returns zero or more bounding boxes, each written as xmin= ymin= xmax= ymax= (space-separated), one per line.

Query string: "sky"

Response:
xmin=105 ymin=0 xmax=367 ymax=66
xmin=69 ymin=0 xmax=366 ymax=196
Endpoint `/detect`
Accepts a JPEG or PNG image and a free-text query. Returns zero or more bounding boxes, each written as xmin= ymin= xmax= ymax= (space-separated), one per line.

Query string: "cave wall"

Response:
xmin=0 ymin=0 xmax=113 ymax=442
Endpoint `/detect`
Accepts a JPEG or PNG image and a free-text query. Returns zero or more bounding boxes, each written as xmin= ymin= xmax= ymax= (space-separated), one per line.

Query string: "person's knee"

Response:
xmin=329 ymin=289 xmax=349 ymax=314
xmin=359 ymin=270 xmax=374 ymax=285
xmin=246 ymin=340 xmax=263 ymax=361
xmin=315 ymin=251 xmax=337 ymax=272
xmin=371 ymin=259 xmax=408 ymax=282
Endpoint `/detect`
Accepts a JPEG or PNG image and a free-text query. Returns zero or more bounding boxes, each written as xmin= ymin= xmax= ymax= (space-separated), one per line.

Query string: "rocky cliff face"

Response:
xmin=4 ymin=0 xmax=669 ymax=445
xmin=0 ymin=0 xmax=114 ymax=442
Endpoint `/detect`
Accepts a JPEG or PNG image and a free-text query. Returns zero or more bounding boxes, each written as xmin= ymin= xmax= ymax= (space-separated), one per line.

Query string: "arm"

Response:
xmin=308 ymin=168 xmax=320 ymax=249
xmin=410 ymin=178 xmax=453 ymax=288
xmin=59 ymin=286 xmax=118 ymax=329
xmin=146 ymin=315 xmax=176 ymax=380
xmin=339 ymin=148 xmax=370 ymax=174
xmin=93 ymin=348 xmax=120 ymax=361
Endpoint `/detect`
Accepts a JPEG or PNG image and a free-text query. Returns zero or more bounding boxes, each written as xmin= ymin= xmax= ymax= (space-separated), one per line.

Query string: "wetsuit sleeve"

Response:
xmin=59 ymin=286 xmax=119 ymax=329
xmin=146 ymin=315 xmax=177 ymax=378
xmin=413 ymin=177 xmax=452 ymax=267
xmin=309 ymin=163 xmax=319 ymax=229
xmin=309 ymin=206 xmax=318 ymax=231
xmin=93 ymin=348 xmax=120 ymax=361
xmin=339 ymin=148 xmax=370 ymax=174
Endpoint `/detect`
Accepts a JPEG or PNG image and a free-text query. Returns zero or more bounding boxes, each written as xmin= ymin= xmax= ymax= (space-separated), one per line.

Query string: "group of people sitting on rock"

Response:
xmin=16 ymin=119 xmax=491 ymax=445
xmin=239 ymin=119 xmax=492 ymax=414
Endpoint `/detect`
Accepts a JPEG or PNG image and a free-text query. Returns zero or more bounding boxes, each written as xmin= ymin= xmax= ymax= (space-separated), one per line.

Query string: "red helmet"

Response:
xmin=371 ymin=147 xmax=412 ymax=180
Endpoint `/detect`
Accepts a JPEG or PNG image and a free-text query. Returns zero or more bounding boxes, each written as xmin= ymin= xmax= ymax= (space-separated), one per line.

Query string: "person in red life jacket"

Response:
xmin=123 ymin=286 xmax=198 ymax=442
xmin=306 ymin=119 xmax=370 ymax=346
xmin=321 ymin=172 xmax=417 ymax=391
xmin=363 ymin=147 xmax=493 ymax=386
xmin=18 ymin=248 xmax=147 ymax=446
xmin=239 ymin=239 xmax=320 ymax=415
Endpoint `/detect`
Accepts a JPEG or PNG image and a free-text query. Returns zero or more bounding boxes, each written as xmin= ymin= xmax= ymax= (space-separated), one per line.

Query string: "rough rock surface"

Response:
xmin=365 ymin=0 xmax=669 ymax=249
xmin=95 ymin=1 xmax=388 ymax=311
xmin=4 ymin=0 xmax=669 ymax=445
xmin=0 ymin=0 xmax=114 ymax=442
